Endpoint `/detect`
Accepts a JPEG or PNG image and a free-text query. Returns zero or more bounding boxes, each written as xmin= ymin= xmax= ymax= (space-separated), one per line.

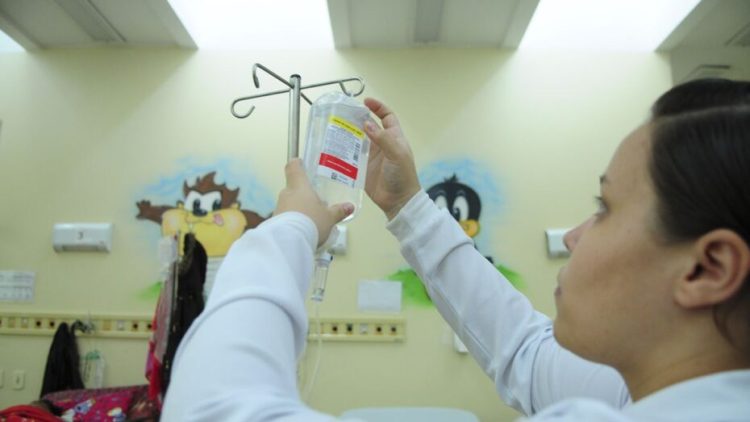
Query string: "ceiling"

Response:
xmin=0 ymin=0 xmax=747 ymax=51
xmin=0 ymin=0 xmax=194 ymax=49
xmin=659 ymin=0 xmax=750 ymax=49
xmin=328 ymin=0 xmax=538 ymax=48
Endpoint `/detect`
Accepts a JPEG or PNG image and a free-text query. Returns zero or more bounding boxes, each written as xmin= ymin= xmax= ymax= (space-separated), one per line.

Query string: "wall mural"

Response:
xmin=133 ymin=157 xmax=521 ymax=308
xmin=134 ymin=158 xmax=275 ymax=300
xmin=388 ymin=158 xmax=523 ymax=307
xmin=135 ymin=158 xmax=275 ymax=257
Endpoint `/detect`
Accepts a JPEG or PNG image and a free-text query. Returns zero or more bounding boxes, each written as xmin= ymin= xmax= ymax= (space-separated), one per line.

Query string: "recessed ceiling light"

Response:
xmin=168 ymin=0 xmax=334 ymax=50
xmin=0 ymin=28 xmax=24 ymax=52
xmin=519 ymin=0 xmax=701 ymax=51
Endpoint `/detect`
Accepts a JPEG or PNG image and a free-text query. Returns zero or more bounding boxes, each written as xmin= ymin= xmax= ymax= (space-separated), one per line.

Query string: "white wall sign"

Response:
xmin=0 ymin=271 xmax=35 ymax=302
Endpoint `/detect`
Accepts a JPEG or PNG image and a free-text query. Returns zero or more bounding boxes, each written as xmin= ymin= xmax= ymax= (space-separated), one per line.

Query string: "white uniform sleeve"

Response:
xmin=387 ymin=191 xmax=630 ymax=415
xmin=161 ymin=212 xmax=345 ymax=422
xmin=518 ymin=398 xmax=631 ymax=422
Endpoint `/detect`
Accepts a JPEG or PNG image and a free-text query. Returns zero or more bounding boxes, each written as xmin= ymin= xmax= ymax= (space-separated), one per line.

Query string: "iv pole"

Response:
xmin=230 ymin=63 xmax=366 ymax=162
xmin=230 ymin=63 xmax=366 ymax=304
xmin=230 ymin=65 xmax=367 ymax=395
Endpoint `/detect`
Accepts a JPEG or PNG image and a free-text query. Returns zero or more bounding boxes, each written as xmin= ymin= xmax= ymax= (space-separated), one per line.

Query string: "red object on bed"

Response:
xmin=41 ymin=385 xmax=158 ymax=421
xmin=0 ymin=404 xmax=62 ymax=422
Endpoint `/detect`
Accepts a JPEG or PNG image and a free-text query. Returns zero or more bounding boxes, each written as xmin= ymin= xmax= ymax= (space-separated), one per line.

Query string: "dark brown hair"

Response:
xmin=649 ymin=78 xmax=750 ymax=346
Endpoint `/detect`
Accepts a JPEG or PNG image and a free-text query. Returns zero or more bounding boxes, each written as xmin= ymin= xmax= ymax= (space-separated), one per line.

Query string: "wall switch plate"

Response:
xmin=329 ymin=225 xmax=347 ymax=255
xmin=545 ymin=228 xmax=571 ymax=258
xmin=453 ymin=332 xmax=469 ymax=354
xmin=0 ymin=368 xmax=4 ymax=388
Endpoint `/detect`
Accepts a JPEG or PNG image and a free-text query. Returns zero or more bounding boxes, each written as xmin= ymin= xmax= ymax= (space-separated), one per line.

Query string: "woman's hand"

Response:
xmin=363 ymin=98 xmax=421 ymax=220
xmin=274 ymin=159 xmax=353 ymax=246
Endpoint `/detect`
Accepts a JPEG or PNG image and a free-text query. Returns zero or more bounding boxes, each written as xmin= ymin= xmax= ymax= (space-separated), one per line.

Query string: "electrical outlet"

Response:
xmin=308 ymin=316 xmax=405 ymax=342
xmin=11 ymin=370 xmax=25 ymax=390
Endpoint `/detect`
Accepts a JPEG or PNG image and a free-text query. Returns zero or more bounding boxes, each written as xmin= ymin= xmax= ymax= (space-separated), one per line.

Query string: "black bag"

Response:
xmin=161 ymin=233 xmax=207 ymax=394
xmin=40 ymin=322 xmax=85 ymax=397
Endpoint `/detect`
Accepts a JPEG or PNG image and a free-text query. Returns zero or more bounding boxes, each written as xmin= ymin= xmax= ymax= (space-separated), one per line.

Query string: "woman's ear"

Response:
xmin=675 ymin=229 xmax=750 ymax=309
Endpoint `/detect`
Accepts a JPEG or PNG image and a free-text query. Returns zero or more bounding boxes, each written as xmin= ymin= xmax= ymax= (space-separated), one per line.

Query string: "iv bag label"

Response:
xmin=317 ymin=115 xmax=364 ymax=188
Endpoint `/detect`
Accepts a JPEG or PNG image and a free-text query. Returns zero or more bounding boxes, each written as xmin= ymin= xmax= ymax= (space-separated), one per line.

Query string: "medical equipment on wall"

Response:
xmin=230 ymin=64 xmax=368 ymax=303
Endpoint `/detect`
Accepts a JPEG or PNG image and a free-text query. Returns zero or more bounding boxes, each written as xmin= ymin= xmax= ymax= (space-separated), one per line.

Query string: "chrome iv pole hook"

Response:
xmin=231 ymin=64 xmax=313 ymax=119
xmin=299 ymin=76 xmax=365 ymax=97
xmin=230 ymin=63 xmax=366 ymax=162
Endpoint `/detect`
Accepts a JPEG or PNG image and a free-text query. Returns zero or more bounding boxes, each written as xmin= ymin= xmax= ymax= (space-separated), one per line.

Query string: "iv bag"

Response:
xmin=302 ymin=92 xmax=371 ymax=223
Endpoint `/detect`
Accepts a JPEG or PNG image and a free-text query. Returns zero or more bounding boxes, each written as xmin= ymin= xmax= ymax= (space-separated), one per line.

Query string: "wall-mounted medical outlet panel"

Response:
xmin=307 ymin=316 xmax=405 ymax=342
xmin=53 ymin=223 xmax=113 ymax=252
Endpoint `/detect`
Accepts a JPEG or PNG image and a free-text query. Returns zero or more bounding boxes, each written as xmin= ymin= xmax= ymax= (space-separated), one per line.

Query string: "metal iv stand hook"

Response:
xmin=230 ymin=63 xmax=366 ymax=162
xmin=229 ymin=64 xmax=366 ymax=303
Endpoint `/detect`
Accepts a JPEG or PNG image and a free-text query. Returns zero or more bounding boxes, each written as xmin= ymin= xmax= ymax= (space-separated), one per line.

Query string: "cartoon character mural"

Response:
xmin=136 ymin=171 xmax=268 ymax=257
xmin=388 ymin=159 xmax=523 ymax=307
xmin=427 ymin=174 xmax=482 ymax=240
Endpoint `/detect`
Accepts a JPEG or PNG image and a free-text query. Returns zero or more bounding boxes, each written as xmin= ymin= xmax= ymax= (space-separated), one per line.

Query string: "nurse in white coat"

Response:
xmin=162 ymin=78 xmax=750 ymax=421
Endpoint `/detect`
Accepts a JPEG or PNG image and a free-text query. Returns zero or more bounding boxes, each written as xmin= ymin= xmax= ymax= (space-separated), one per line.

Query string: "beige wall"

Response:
xmin=0 ymin=48 xmax=672 ymax=420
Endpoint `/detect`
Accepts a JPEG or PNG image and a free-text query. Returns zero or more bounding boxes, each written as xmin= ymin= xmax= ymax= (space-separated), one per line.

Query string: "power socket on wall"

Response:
xmin=11 ymin=370 xmax=25 ymax=390
xmin=307 ymin=316 xmax=405 ymax=342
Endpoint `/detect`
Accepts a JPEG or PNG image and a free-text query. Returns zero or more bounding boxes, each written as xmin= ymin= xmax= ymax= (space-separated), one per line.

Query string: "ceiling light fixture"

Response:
xmin=519 ymin=0 xmax=701 ymax=51
xmin=168 ymin=0 xmax=334 ymax=50
xmin=0 ymin=28 xmax=24 ymax=52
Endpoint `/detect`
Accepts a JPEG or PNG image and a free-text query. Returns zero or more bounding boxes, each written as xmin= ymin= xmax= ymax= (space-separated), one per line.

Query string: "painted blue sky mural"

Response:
xmin=137 ymin=157 xmax=275 ymax=215
xmin=134 ymin=157 xmax=275 ymax=256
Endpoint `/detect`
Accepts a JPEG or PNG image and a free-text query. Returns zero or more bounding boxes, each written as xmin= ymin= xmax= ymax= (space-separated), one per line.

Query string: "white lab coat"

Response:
xmin=161 ymin=191 xmax=750 ymax=421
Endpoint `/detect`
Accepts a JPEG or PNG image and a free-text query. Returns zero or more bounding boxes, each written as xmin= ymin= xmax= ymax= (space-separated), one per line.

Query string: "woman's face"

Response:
xmin=554 ymin=124 xmax=687 ymax=367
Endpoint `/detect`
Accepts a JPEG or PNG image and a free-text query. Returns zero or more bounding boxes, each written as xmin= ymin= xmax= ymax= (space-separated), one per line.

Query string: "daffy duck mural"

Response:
xmin=136 ymin=172 xmax=267 ymax=257
xmin=428 ymin=174 xmax=482 ymax=242
xmin=388 ymin=161 xmax=522 ymax=307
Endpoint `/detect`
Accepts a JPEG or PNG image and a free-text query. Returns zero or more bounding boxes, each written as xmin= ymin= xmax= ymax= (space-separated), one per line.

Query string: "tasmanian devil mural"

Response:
xmin=136 ymin=172 xmax=267 ymax=257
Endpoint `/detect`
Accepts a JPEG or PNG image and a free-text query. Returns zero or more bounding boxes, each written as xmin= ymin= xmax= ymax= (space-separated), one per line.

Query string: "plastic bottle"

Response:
xmin=302 ymin=91 xmax=371 ymax=223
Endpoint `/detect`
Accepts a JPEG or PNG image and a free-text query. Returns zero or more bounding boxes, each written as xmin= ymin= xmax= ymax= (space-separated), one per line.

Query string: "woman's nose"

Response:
xmin=564 ymin=218 xmax=593 ymax=252
xmin=563 ymin=229 xmax=577 ymax=252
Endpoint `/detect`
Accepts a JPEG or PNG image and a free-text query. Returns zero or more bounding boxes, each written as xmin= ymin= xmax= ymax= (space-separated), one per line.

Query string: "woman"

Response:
xmin=161 ymin=79 xmax=750 ymax=421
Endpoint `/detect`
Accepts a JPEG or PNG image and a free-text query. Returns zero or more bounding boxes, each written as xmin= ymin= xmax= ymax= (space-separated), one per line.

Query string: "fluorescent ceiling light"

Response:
xmin=520 ymin=0 xmax=701 ymax=51
xmin=168 ymin=0 xmax=334 ymax=50
xmin=0 ymin=28 xmax=23 ymax=52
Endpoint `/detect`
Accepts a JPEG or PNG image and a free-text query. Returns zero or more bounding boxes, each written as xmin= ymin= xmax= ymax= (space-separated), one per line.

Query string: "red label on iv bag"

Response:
xmin=319 ymin=153 xmax=359 ymax=180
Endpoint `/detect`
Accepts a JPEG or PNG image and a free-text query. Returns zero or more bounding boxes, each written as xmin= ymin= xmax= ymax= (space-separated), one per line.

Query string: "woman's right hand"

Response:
xmin=363 ymin=98 xmax=421 ymax=220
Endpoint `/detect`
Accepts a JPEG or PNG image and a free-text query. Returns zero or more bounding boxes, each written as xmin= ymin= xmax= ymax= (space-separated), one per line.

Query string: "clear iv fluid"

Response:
xmin=303 ymin=92 xmax=371 ymax=223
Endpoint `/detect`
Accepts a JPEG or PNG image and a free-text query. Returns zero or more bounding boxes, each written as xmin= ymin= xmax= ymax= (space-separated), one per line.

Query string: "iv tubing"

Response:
xmin=302 ymin=299 xmax=323 ymax=400
xmin=310 ymin=251 xmax=333 ymax=302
